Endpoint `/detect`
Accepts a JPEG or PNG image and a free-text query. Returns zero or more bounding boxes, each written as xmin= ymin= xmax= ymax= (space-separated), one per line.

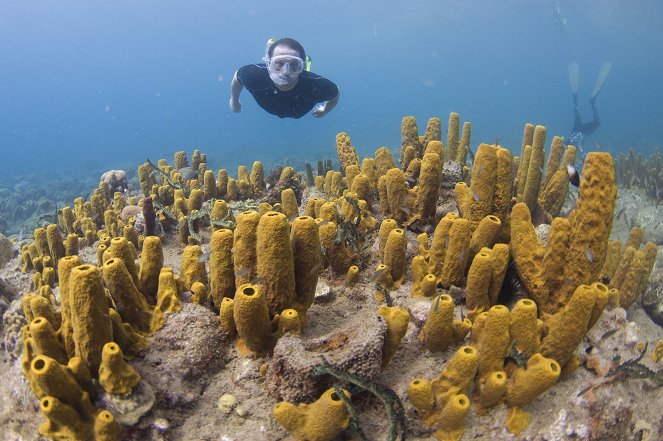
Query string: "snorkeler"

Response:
xmin=229 ymin=37 xmax=340 ymax=119
xmin=567 ymin=61 xmax=612 ymax=150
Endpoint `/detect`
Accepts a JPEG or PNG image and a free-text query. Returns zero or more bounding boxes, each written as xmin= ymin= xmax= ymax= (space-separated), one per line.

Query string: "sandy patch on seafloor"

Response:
xmin=0 ymin=189 xmax=662 ymax=440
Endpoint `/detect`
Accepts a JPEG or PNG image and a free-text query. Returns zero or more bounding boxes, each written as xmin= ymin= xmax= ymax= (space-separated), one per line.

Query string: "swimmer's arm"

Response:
xmin=229 ymin=71 xmax=243 ymax=112
xmin=312 ymin=90 xmax=340 ymax=118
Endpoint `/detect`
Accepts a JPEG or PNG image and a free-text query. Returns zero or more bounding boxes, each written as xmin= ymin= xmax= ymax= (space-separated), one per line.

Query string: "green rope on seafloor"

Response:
xmin=333 ymin=384 xmax=368 ymax=441
xmin=313 ymin=356 xmax=406 ymax=441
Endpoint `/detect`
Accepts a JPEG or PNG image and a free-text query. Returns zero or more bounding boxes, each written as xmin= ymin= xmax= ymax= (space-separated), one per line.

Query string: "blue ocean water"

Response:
xmin=1 ymin=0 xmax=662 ymax=180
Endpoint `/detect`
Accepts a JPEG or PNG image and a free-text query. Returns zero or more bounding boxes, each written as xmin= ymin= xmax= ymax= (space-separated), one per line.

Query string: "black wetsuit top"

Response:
xmin=236 ymin=64 xmax=338 ymax=119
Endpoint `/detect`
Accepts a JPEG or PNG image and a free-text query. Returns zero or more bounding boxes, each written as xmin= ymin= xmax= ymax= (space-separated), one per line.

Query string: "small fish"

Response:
xmin=197 ymin=250 xmax=211 ymax=263
xmin=309 ymin=262 xmax=322 ymax=275
xmin=399 ymin=205 xmax=411 ymax=217
xmin=445 ymin=235 xmax=449 ymax=248
xmin=565 ymin=278 xmax=575 ymax=286
xmin=567 ymin=164 xmax=580 ymax=187
xmin=250 ymin=276 xmax=266 ymax=286
xmin=585 ymin=247 xmax=595 ymax=263
xmin=599 ymin=275 xmax=611 ymax=285
xmin=472 ymin=190 xmax=480 ymax=203
xmin=370 ymin=267 xmax=387 ymax=282
xmin=235 ymin=267 xmax=251 ymax=277
xmin=615 ymin=207 xmax=626 ymax=222
xmin=433 ymin=295 xmax=441 ymax=312
xmin=459 ymin=247 xmax=466 ymax=263
xmin=477 ymin=162 xmax=484 ymax=177
xmin=178 ymin=167 xmax=198 ymax=181
xmin=600 ymin=328 xmax=619 ymax=341
xmin=594 ymin=141 xmax=602 ymax=150
xmin=177 ymin=219 xmax=187 ymax=229
xmin=317 ymin=220 xmax=329 ymax=227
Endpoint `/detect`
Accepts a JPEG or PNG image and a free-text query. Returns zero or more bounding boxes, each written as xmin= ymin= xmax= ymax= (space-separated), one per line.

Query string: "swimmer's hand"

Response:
xmin=312 ymin=103 xmax=327 ymax=118
xmin=229 ymin=97 xmax=241 ymax=113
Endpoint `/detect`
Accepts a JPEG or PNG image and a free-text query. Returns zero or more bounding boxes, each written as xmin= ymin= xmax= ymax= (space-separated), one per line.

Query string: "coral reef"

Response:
xmin=1 ymin=116 xmax=662 ymax=441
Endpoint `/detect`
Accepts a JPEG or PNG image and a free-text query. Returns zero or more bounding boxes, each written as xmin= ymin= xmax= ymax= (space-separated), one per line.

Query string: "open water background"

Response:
xmin=1 ymin=0 xmax=662 ymax=181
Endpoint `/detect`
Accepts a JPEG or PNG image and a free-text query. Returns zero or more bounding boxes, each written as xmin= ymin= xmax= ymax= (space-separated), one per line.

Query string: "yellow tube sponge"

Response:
xmin=46 ymin=223 xmax=66 ymax=265
xmin=57 ymin=255 xmax=81 ymax=358
xmin=465 ymin=250 xmax=493 ymax=320
xmin=335 ymin=132 xmax=360 ymax=173
xmin=108 ymin=236 xmax=139 ymax=287
xmin=561 ymin=152 xmax=617 ymax=302
xmin=29 ymin=317 xmax=68 ymax=365
xmin=257 ymin=211 xmax=296 ymax=316
xmin=69 ymin=264 xmax=113 ymax=372
xmin=291 ymin=216 xmax=322 ymax=321
xmin=446 ymin=112 xmax=460 ymax=162
xmin=38 ymin=395 xmax=94 ymax=441
xmin=29 ymin=355 xmax=87 ymax=405
xmin=419 ymin=294 xmax=455 ymax=352
xmin=138 ymin=236 xmax=163 ymax=305
xmin=98 ymin=342 xmax=141 ymax=395
xmin=375 ymin=146 xmax=396 ymax=178
xmin=219 ymin=297 xmax=236 ymax=336
xmin=281 ymin=188 xmax=299 ymax=220
xmin=94 ymin=410 xmax=121 ymax=441
xmin=468 ymin=215 xmax=501 ymax=265
xmin=521 ymin=125 xmax=546 ymax=211
xmin=414 ymin=152 xmax=441 ymax=223
xmin=385 ymin=168 xmax=409 ymax=224
xmin=103 ymin=258 xmax=153 ymax=334
xmin=476 ymin=305 xmax=510 ymax=379
xmin=273 ymin=388 xmax=351 ymax=441
xmin=539 ymin=168 xmax=569 ymax=217
xmin=233 ymin=210 xmax=260 ymax=286
xmin=428 ymin=212 xmax=457 ymax=280
xmin=493 ymin=146 xmax=513 ymax=223
xmin=318 ymin=221 xmax=357 ymax=275
xmin=108 ymin=308 xmax=148 ymax=355
xmin=180 ymin=244 xmax=208 ymax=290
xmin=505 ymin=354 xmax=561 ymax=435
xmin=233 ymin=283 xmax=274 ymax=356
xmin=539 ymin=284 xmax=597 ymax=367
xmin=439 ymin=217 xmax=473 ymax=288
xmin=475 ymin=370 xmax=507 ymax=414
xmin=346 ymin=265 xmax=360 ymax=286
xmin=383 ymin=228 xmax=408 ymax=287
xmin=209 ymin=229 xmax=235 ymax=308
xmin=510 ymin=202 xmax=545 ymax=302
xmin=466 ymin=144 xmax=497 ymax=222
xmin=378 ymin=305 xmax=410 ymax=366
xmin=409 ymin=346 xmax=478 ymax=438
xmin=509 ymin=299 xmax=541 ymax=359
xmin=378 ymin=218 xmax=398 ymax=260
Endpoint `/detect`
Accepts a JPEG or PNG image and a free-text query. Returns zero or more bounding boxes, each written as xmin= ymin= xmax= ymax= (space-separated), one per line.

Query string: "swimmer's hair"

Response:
xmin=268 ymin=38 xmax=306 ymax=60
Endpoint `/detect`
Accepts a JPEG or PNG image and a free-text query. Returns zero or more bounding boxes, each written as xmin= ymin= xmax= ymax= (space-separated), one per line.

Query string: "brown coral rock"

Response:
xmin=266 ymin=313 xmax=388 ymax=402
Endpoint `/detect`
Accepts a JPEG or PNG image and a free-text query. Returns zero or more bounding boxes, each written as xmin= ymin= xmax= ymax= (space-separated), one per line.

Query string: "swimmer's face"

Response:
xmin=268 ymin=45 xmax=302 ymax=90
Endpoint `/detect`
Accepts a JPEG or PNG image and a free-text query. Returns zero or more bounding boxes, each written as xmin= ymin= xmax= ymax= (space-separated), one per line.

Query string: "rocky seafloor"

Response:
xmin=1 ymin=162 xmax=662 ymax=441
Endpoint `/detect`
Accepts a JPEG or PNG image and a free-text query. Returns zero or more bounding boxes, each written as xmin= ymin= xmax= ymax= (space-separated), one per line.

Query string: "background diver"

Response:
xmin=566 ymin=61 xmax=612 ymax=152
xmin=229 ymin=37 xmax=340 ymax=119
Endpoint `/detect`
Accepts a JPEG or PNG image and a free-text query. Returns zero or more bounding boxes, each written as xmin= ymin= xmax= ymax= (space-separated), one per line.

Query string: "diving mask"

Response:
xmin=267 ymin=54 xmax=304 ymax=75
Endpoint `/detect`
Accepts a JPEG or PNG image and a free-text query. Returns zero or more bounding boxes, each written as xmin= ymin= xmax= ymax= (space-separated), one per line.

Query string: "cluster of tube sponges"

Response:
xmin=20 ymin=206 xmax=179 ymax=439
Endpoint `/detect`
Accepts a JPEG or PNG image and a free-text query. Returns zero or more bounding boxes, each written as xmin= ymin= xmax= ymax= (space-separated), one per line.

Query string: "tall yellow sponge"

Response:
xmin=257 ymin=211 xmax=296 ymax=316
xmin=209 ymin=229 xmax=235 ymax=308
